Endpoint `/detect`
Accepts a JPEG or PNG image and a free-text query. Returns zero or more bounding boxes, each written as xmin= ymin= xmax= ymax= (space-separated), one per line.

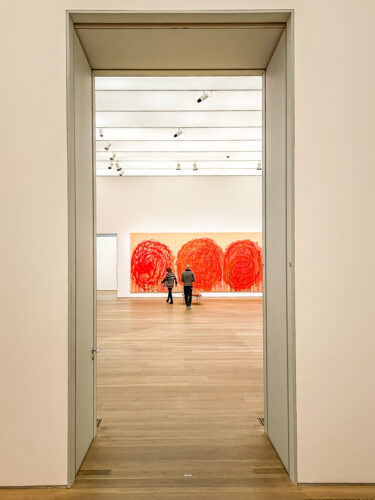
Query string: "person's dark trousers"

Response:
xmin=184 ymin=286 xmax=193 ymax=307
xmin=167 ymin=288 xmax=173 ymax=303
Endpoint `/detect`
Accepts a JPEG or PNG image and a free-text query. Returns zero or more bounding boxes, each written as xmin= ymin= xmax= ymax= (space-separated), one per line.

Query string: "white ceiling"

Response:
xmin=96 ymin=76 xmax=263 ymax=177
xmin=76 ymin=22 xmax=284 ymax=71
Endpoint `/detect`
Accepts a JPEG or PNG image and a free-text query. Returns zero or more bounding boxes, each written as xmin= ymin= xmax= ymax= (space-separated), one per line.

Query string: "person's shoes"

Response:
xmin=187 ymin=306 xmax=192 ymax=310
xmin=170 ymin=301 xmax=173 ymax=304
xmin=166 ymin=299 xmax=169 ymax=303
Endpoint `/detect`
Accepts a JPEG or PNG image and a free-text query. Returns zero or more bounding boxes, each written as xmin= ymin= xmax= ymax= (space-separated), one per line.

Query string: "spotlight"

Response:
xmin=116 ymin=162 xmax=122 ymax=172
xmin=176 ymin=163 xmax=181 ymax=171
xmin=197 ymin=91 xmax=209 ymax=103
xmin=108 ymin=162 xmax=113 ymax=170
xmin=173 ymin=128 xmax=183 ymax=138
xmin=257 ymin=162 xmax=262 ymax=171
xmin=226 ymin=154 xmax=230 ymax=159
xmin=193 ymin=163 xmax=198 ymax=171
xmin=110 ymin=153 xmax=117 ymax=161
xmin=99 ymin=128 xmax=104 ymax=138
xmin=104 ymin=143 xmax=111 ymax=151
xmin=119 ymin=170 xmax=124 ymax=176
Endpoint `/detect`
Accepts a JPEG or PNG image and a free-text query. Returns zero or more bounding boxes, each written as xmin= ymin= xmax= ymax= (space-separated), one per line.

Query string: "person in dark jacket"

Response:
xmin=181 ymin=265 xmax=195 ymax=310
xmin=161 ymin=267 xmax=178 ymax=304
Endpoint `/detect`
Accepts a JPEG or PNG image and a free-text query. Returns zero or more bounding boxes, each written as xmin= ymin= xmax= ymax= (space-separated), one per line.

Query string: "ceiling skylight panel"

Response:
xmin=95 ymin=140 xmax=262 ymax=152
xmin=97 ymin=160 xmax=261 ymax=170
xmin=95 ymin=90 xmax=262 ymax=111
xmin=96 ymin=151 xmax=262 ymax=161
xmin=96 ymin=111 xmax=262 ymax=128
xmin=95 ymin=76 xmax=262 ymax=91
xmin=96 ymin=127 xmax=262 ymax=141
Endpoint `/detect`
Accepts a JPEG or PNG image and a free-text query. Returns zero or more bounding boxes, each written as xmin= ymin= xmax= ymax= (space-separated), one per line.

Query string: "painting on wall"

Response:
xmin=130 ymin=233 xmax=262 ymax=293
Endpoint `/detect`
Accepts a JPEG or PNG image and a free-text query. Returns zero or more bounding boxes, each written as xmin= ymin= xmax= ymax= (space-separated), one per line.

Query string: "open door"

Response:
xmin=264 ymin=27 xmax=296 ymax=480
xmin=68 ymin=26 xmax=97 ymax=480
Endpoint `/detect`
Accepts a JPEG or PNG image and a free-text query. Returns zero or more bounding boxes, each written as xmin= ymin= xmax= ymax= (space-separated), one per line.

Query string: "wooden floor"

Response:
xmin=2 ymin=295 xmax=375 ymax=499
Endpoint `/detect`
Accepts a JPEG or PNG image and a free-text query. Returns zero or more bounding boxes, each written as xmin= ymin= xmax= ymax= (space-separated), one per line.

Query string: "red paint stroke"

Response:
xmin=131 ymin=240 xmax=174 ymax=292
xmin=176 ymin=238 xmax=224 ymax=291
xmin=223 ymin=240 xmax=263 ymax=291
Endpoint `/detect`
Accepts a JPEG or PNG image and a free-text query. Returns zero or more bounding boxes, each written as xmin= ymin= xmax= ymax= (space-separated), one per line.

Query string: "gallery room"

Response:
xmin=95 ymin=76 xmax=263 ymax=299
xmin=94 ymin=73 xmax=266 ymax=479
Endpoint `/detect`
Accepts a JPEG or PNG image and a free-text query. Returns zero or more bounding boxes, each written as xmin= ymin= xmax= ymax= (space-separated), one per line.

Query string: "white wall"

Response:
xmin=97 ymin=235 xmax=118 ymax=290
xmin=96 ymin=176 xmax=262 ymax=297
xmin=1 ymin=0 xmax=375 ymax=486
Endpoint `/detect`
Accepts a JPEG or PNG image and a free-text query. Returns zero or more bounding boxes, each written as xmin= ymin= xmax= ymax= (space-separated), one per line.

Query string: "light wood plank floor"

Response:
xmin=2 ymin=295 xmax=375 ymax=499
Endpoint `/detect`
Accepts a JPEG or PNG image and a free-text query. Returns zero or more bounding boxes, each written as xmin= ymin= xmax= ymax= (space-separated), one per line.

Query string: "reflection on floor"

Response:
xmin=3 ymin=295 xmax=375 ymax=499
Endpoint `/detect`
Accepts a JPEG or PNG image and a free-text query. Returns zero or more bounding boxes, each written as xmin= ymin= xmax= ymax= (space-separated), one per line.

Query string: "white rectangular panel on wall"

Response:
xmin=97 ymin=235 xmax=117 ymax=290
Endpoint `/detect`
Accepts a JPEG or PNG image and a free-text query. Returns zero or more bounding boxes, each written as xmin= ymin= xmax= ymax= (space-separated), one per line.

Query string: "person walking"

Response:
xmin=181 ymin=264 xmax=195 ymax=310
xmin=161 ymin=267 xmax=178 ymax=304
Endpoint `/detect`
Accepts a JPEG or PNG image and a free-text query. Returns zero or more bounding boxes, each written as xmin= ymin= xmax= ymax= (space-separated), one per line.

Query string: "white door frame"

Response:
xmin=66 ymin=16 xmax=97 ymax=485
xmin=66 ymin=9 xmax=296 ymax=487
xmin=262 ymin=15 xmax=296 ymax=483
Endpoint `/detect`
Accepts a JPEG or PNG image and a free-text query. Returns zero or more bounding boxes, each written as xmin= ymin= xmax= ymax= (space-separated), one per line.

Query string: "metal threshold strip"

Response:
xmin=95 ymin=126 xmax=262 ymax=129
xmin=95 ymin=89 xmax=262 ymax=92
xmin=96 ymin=109 xmax=262 ymax=112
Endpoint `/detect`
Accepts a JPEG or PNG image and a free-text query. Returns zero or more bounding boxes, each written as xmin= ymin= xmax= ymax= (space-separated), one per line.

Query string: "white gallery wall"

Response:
xmin=96 ymin=176 xmax=262 ymax=297
xmin=1 ymin=0 xmax=375 ymax=487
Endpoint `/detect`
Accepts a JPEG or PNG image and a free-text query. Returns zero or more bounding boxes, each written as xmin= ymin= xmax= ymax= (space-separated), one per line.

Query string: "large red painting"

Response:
xmin=130 ymin=233 xmax=263 ymax=293
xmin=223 ymin=240 xmax=263 ymax=291
xmin=131 ymin=239 xmax=174 ymax=292
xmin=176 ymin=238 xmax=224 ymax=291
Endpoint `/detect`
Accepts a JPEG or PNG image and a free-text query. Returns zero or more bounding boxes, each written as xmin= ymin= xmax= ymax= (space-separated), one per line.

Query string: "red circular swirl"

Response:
xmin=176 ymin=238 xmax=224 ymax=291
xmin=223 ymin=240 xmax=263 ymax=291
xmin=131 ymin=240 xmax=173 ymax=291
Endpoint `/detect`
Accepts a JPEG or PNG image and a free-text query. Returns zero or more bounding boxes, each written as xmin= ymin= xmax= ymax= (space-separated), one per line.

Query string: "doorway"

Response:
xmin=96 ymin=234 xmax=118 ymax=292
xmin=67 ymin=10 xmax=295 ymax=487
